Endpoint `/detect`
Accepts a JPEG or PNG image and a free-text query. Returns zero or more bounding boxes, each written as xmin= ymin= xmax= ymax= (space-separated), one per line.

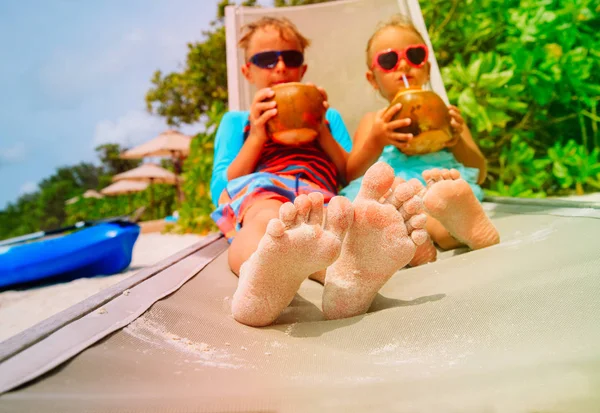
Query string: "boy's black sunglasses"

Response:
xmin=248 ymin=50 xmax=304 ymax=69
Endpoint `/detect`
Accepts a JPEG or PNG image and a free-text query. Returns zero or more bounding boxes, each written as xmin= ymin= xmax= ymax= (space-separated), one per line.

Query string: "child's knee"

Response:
xmin=246 ymin=208 xmax=280 ymax=228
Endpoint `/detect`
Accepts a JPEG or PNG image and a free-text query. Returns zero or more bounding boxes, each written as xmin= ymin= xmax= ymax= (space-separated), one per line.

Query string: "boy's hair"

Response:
xmin=366 ymin=14 xmax=427 ymax=66
xmin=238 ymin=16 xmax=311 ymax=56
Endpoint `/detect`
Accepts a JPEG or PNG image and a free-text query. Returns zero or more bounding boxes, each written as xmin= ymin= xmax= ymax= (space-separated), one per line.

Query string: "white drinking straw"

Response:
xmin=402 ymin=74 xmax=410 ymax=88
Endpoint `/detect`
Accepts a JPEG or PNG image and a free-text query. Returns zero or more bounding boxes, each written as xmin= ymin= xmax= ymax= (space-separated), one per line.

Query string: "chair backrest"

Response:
xmin=225 ymin=0 xmax=448 ymax=137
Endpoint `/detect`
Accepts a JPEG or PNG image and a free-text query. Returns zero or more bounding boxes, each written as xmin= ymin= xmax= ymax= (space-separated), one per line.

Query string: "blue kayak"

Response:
xmin=0 ymin=222 xmax=140 ymax=289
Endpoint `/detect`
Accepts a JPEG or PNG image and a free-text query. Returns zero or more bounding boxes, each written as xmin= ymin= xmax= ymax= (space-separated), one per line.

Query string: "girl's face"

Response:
xmin=241 ymin=26 xmax=307 ymax=90
xmin=366 ymin=27 xmax=430 ymax=102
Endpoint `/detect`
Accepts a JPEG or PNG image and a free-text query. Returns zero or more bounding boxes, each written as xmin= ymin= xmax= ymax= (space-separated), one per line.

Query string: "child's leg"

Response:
xmin=322 ymin=162 xmax=428 ymax=320
xmin=409 ymin=212 xmax=461 ymax=264
xmin=228 ymin=199 xmax=283 ymax=275
xmin=426 ymin=215 xmax=462 ymax=250
xmin=232 ymin=193 xmax=353 ymax=327
xmin=422 ymin=168 xmax=500 ymax=250
xmin=408 ymin=229 xmax=438 ymax=266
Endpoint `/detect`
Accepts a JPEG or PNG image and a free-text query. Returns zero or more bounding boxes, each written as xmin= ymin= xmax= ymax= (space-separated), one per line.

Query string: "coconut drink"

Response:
xmin=390 ymin=85 xmax=455 ymax=155
xmin=265 ymin=82 xmax=325 ymax=146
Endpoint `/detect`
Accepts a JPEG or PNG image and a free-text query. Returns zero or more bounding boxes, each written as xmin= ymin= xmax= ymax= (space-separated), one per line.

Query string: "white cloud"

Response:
xmin=93 ymin=109 xmax=166 ymax=148
xmin=19 ymin=181 xmax=38 ymax=195
xmin=124 ymin=28 xmax=145 ymax=44
xmin=0 ymin=142 xmax=26 ymax=163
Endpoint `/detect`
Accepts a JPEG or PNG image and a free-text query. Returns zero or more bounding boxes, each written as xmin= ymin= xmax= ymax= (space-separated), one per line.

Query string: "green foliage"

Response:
xmin=64 ymin=185 xmax=177 ymax=225
xmin=0 ymin=143 xmax=175 ymax=241
xmin=95 ymin=144 xmax=141 ymax=175
xmin=423 ymin=0 xmax=600 ymax=197
xmin=176 ymin=101 xmax=226 ymax=234
xmin=0 ymin=162 xmax=106 ymax=239
xmin=145 ymin=24 xmax=228 ymax=126
xmin=545 ymin=140 xmax=600 ymax=193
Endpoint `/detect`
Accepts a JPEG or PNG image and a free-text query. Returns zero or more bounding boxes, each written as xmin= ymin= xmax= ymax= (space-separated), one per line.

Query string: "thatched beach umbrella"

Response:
xmin=65 ymin=189 xmax=105 ymax=205
xmin=120 ymin=130 xmax=191 ymax=159
xmin=101 ymin=180 xmax=149 ymax=211
xmin=101 ymin=180 xmax=149 ymax=196
xmin=120 ymin=130 xmax=191 ymax=202
xmin=112 ymin=163 xmax=179 ymax=217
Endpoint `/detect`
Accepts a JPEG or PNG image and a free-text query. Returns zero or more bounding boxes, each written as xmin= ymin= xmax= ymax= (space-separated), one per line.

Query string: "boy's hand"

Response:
xmin=447 ymin=104 xmax=465 ymax=147
xmin=369 ymin=104 xmax=413 ymax=149
xmin=248 ymin=88 xmax=278 ymax=144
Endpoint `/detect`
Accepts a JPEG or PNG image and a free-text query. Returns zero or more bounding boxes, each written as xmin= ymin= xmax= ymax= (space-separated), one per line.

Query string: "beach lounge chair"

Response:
xmin=1 ymin=0 xmax=600 ymax=411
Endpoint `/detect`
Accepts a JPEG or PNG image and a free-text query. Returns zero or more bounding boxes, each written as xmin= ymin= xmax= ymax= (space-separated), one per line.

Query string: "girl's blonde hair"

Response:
xmin=366 ymin=14 xmax=427 ymax=67
xmin=238 ymin=17 xmax=310 ymax=57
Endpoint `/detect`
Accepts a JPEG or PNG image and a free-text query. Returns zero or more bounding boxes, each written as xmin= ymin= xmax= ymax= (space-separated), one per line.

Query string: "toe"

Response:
xmin=449 ymin=168 xmax=461 ymax=180
xmin=307 ymin=192 xmax=324 ymax=225
xmin=440 ymin=169 xmax=452 ymax=180
xmin=387 ymin=181 xmax=418 ymax=208
xmin=356 ymin=161 xmax=395 ymax=202
xmin=407 ymin=178 xmax=425 ymax=192
xmin=407 ymin=213 xmax=427 ymax=231
xmin=279 ymin=202 xmax=297 ymax=228
xmin=293 ymin=195 xmax=311 ymax=224
xmin=423 ymin=168 xmax=441 ymax=186
xmin=390 ymin=176 xmax=406 ymax=191
xmin=410 ymin=228 xmax=429 ymax=246
xmin=266 ymin=218 xmax=286 ymax=237
xmin=324 ymin=196 xmax=353 ymax=239
xmin=399 ymin=196 xmax=423 ymax=220
xmin=422 ymin=169 xmax=433 ymax=182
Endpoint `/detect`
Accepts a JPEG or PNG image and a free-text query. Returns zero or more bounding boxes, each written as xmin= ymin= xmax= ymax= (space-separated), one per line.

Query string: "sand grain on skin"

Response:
xmin=232 ymin=194 xmax=352 ymax=327
xmin=323 ymin=162 xmax=428 ymax=320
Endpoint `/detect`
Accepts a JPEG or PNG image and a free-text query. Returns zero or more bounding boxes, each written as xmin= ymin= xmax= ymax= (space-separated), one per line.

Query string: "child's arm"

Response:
xmin=346 ymin=105 xmax=412 ymax=182
xmin=311 ymin=86 xmax=352 ymax=184
xmin=317 ymin=122 xmax=349 ymax=183
xmin=447 ymin=105 xmax=487 ymax=184
xmin=226 ymin=88 xmax=277 ymax=181
xmin=210 ymin=112 xmax=246 ymax=206
xmin=315 ymin=108 xmax=353 ymax=184
xmin=346 ymin=112 xmax=381 ymax=181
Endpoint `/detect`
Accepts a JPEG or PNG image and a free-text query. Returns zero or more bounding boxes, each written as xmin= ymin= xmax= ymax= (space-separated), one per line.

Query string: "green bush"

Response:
xmin=424 ymin=0 xmax=600 ymax=197
xmin=65 ymin=184 xmax=177 ymax=225
xmin=175 ymin=101 xmax=225 ymax=234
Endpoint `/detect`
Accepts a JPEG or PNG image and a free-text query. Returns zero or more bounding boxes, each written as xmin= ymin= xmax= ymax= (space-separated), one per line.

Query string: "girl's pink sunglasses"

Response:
xmin=371 ymin=44 xmax=429 ymax=72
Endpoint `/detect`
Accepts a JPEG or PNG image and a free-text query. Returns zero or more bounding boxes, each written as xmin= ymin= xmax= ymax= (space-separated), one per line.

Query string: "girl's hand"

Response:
xmin=306 ymin=83 xmax=330 ymax=129
xmin=446 ymin=105 xmax=465 ymax=147
xmin=248 ymin=88 xmax=278 ymax=144
xmin=368 ymin=104 xmax=413 ymax=148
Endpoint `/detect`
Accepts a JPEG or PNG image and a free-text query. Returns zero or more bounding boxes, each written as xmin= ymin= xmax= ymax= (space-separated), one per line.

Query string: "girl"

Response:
xmin=341 ymin=14 xmax=500 ymax=265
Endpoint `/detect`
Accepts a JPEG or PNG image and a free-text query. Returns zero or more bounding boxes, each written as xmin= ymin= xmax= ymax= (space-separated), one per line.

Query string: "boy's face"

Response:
xmin=366 ymin=27 xmax=430 ymax=102
xmin=241 ymin=26 xmax=307 ymax=89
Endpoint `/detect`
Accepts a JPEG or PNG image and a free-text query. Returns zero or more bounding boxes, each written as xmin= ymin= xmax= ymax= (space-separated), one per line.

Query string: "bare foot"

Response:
xmin=232 ymin=192 xmax=353 ymax=327
xmin=322 ymin=162 xmax=428 ymax=320
xmin=394 ymin=178 xmax=437 ymax=267
xmin=409 ymin=238 xmax=437 ymax=266
xmin=422 ymin=168 xmax=500 ymax=250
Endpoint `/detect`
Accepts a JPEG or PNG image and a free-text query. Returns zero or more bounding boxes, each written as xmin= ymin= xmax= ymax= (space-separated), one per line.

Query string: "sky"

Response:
xmin=0 ymin=0 xmax=221 ymax=208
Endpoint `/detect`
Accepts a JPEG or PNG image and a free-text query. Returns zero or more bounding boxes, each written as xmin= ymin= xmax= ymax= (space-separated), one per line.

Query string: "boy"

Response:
xmin=210 ymin=17 xmax=427 ymax=326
